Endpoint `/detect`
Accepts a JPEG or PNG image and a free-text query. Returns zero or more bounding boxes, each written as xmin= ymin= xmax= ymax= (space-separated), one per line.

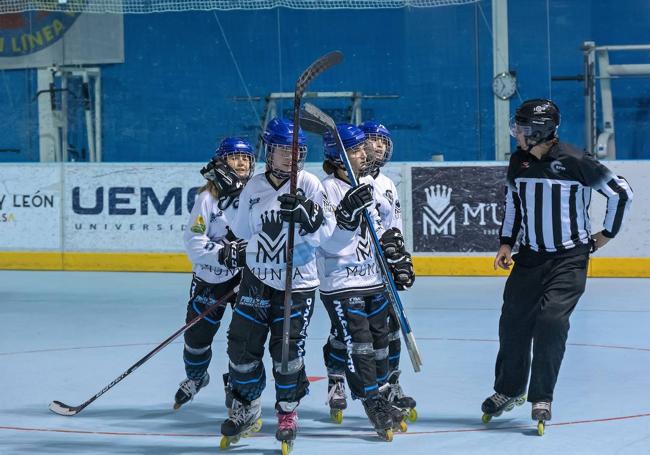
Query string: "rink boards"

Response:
xmin=0 ymin=161 xmax=647 ymax=277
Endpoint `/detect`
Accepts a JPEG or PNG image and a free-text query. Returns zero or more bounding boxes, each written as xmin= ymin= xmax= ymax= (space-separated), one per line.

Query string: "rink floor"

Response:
xmin=1 ymin=271 xmax=649 ymax=455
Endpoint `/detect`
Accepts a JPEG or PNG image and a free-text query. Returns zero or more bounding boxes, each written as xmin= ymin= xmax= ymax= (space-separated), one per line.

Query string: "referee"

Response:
xmin=481 ymin=99 xmax=633 ymax=427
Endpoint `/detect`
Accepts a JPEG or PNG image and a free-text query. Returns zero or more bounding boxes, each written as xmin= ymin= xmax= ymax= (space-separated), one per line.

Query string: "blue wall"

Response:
xmin=1 ymin=0 xmax=649 ymax=163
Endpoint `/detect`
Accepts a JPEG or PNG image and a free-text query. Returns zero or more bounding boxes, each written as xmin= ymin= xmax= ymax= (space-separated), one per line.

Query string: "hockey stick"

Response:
xmin=49 ymin=286 xmax=239 ymax=416
xmin=300 ymin=103 xmax=423 ymax=372
xmin=280 ymin=50 xmax=343 ymax=374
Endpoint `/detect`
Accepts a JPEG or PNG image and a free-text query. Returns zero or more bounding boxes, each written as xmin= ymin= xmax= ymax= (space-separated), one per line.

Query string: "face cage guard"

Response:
xmin=264 ymin=143 xmax=307 ymax=180
xmin=328 ymin=142 xmax=375 ymax=178
xmin=222 ymin=152 xmax=256 ymax=183
xmin=365 ymin=133 xmax=393 ymax=170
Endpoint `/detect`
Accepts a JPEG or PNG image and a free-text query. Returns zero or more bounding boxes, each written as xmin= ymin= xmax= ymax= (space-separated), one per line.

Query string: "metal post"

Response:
xmin=492 ymin=0 xmax=510 ymax=161
xmin=582 ymin=41 xmax=596 ymax=155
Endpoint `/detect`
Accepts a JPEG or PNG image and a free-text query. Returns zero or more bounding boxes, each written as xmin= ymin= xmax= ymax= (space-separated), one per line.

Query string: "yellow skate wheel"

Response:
xmin=407 ymin=408 xmax=418 ymax=422
xmin=219 ymin=436 xmax=231 ymax=450
xmin=330 ymin=409 xmax=343 ymax=424
xmin=537 ymin=421 xmax=544 ymax=436
xmin=481 ymin=413 xmax=492 ymax=424
xmin=398 ymin=420 xmax=408 ymax=433
xmin=252 ymin=418 xmax=263 ymax=433
xmin=384 ymin=429 xmax=394 ymax=442
xmin=281 ymin=441 xmax=292 ymax=455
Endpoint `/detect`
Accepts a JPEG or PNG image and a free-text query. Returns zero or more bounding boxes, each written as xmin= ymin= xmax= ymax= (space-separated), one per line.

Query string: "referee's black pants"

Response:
xmin=493 ymin=251 xmax=588 ymax=403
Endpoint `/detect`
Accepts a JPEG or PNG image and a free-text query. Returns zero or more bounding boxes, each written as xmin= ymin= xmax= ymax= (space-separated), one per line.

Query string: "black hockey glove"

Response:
xmin=200 ymin=158 xmax=244 ymax=198
xmin=335 ymin=183 xmax=373 ymax=231
xmin=380 ymin=227 xmax=407 ymax=261
xmin=217 ymin=239 xmax=247 ymax=269
xmin=277 ymin=193 xmax=324 ymax=234
xmin=389 ymin=252 xmax=415 ymax=290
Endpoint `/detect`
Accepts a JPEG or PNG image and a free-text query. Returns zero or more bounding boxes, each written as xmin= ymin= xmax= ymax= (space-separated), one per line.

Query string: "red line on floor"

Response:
xmin=2 ymin=412 xmax=649 ymax=438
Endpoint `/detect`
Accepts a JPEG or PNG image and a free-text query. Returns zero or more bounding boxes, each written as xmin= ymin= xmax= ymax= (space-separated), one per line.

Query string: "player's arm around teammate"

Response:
xmin=174 ymin=138 xmax=255 ymax=410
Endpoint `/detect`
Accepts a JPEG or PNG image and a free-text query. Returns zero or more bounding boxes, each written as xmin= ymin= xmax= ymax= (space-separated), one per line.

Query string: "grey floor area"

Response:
xmin=1 ymin=271 xmax=649 ymax=454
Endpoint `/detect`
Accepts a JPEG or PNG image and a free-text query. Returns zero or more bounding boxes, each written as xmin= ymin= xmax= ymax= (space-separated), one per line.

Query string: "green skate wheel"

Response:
xmin=537 ymin=421 xmax=544 ymax=436
xmin=219 ymin=436 xmax=231 ymax=450
xmin=481 ymin=413 xmax=492 ymax=423
xmin=407 ymin=408 xmax=418 ymax=422
xmin=330 ymin=409 xmax=343 ymax=424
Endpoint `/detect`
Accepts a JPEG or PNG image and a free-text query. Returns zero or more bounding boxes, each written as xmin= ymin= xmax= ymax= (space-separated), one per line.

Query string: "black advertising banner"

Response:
xmin=411 ymin=166 xmax=507 ymax=253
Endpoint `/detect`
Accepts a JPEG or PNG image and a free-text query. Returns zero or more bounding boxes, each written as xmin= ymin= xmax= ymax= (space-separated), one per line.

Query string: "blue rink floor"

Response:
xmin=1 ymin=271 xmax=649 ymax=455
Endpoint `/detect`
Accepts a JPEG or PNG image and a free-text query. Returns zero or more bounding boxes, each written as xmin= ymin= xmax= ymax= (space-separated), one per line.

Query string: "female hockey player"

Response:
xmin=219 ymin=118 xmax=335 ymax=454
xmin=359 ymin=121 xmax=417 ymax=422
xmin=318 ymin=123 xmax=407 ymax=441
xmin=481 ymin=99 xmax=633 ymax=435
xmin=174 ymin=137 xmax=255 ymax=410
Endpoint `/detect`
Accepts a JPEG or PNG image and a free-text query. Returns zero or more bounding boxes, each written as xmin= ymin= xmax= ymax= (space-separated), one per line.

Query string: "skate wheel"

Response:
xmin=251 ymin=418 xmax=263 ymax=433
xmin=219 ymin=436 xmax=231 ymax=450
xmin=407 ymin=408 xmax=418 ymax=422
xmin=173 ymin=402 xmax=182 ymax=410
xmin=481 ymin=413 xmax=492 ymax=423
xmin=330 ymin=409 xmax=343 ymax=424
xmin=537 ymin=421 xmax=544 ymax=436
xmin=281 ymin=440 xmax=292 ymax=455
xmin=398 ymin=419 xmax=408 ymax=432
xmin=383 ymin=429 xmax=394 ymax=442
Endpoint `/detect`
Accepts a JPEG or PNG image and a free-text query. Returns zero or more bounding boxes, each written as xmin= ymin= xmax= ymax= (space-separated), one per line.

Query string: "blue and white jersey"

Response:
xmin=317 ymin=175 xmax=385 ymax=298
xmin=183 ymin=190 xmax=241 ymax=284
xmin=231 ymin=170 xmax=335 ymax=291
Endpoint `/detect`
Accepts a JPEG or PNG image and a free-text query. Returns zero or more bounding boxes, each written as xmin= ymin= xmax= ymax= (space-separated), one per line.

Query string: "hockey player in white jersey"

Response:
xmin=360 ymin=121 xmax=417 ymax=422
xmin=219 ymin=118 xmax=335 ymax=450
xmin=318 ymin=123 xmax=407 ymax=441
xmin=174 ymin=137 xmax=255 ymax=410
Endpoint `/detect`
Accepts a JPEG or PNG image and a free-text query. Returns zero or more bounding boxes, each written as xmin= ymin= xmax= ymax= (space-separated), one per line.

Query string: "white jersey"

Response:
xmin=372 ymin=171 xmax=403 ymax=232
xmin=231 ymin=171 xmax=335 ymax=291
xmin=183 ymin=191 xmax=241 ymax=284
xmin=317 ymin=175 xmax=385 ymax=297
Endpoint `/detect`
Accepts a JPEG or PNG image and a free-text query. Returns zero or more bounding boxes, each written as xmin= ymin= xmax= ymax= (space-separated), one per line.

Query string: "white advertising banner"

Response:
xmin=588 ymin=161 xmax=647 ymax=257
xmin=0 ymin=164 xmax=61 ymax=250
xmin=63 ymin=164 xmax=202 ymax=252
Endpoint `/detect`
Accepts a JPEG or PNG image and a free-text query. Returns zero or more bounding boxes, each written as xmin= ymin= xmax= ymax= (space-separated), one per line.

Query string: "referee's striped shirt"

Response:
xmin=499 ymin=142 xmax=633 ymax=253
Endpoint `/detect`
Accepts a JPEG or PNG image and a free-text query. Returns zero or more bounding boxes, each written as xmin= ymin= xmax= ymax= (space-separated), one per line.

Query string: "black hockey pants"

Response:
xmin=182 ymin=274 xmax=239 ymax=381
xmin=494 ymin=252 xmax=588 ymax=403
xmin=226 ymin=267 xmax=315 ymax=405
xmin=322 ymin=292 xmax=390 ymax=399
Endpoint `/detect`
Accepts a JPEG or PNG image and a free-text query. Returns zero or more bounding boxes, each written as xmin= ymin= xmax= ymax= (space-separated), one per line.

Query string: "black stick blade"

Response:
xmin=299 ymin=108 xmax=329 ymax=135
xmin=49 ymin=400 xmax=81 ymax=416
xmin=295 ymin=51 xmax=343 ymax=97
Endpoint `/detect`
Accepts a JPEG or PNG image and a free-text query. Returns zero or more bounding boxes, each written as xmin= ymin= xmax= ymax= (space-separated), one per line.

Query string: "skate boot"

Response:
xmin=223 ymin=373 xmax=233 ymax=414
xmin=173 ymin=372 xmax=210 ymax=410
xmin=326 ymin=374 xmax=347 ymax=424
xmin=219 ymin=397 xmax=263 ymax=449
xmin=382 ymin=370 xmax=418 ymax=422
xmin=276 ymin=402 xmax=298 ymax=455
xmin=362 ymin=395 xmax=395 ymax=441
xmin=532 ymin=401 xmax=552 ymax=436
xmin=481 ymin=392 xmax=526 ymax=423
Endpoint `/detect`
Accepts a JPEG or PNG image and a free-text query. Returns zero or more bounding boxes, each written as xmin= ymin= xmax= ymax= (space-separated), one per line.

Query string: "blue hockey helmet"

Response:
xmin=212 ymin=137 xmax=256 ymax=182
xmin=359 ymin=120 xmax=393 ymax=170
xmin=323 ymin=123 xmax=373 ymax=177
xmin=262 ymin=118 xmax=307 ymax=180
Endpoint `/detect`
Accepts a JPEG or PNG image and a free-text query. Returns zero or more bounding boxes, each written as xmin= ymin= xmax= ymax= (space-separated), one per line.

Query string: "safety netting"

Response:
xmin=1 ymin=0 xmax=479 ymax=14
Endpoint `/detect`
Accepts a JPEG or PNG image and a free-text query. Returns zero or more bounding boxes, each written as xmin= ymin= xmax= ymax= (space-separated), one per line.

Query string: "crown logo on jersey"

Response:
xmin=257 ymin=210 xmax=286 ymax=264
xmin=261 ymin=210 xmax=284 ymax=240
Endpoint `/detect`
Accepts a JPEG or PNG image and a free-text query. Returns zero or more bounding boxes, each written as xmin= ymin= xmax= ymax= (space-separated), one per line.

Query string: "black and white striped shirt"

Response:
xmin=499 ymin=142 xmax=633 ymax=253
